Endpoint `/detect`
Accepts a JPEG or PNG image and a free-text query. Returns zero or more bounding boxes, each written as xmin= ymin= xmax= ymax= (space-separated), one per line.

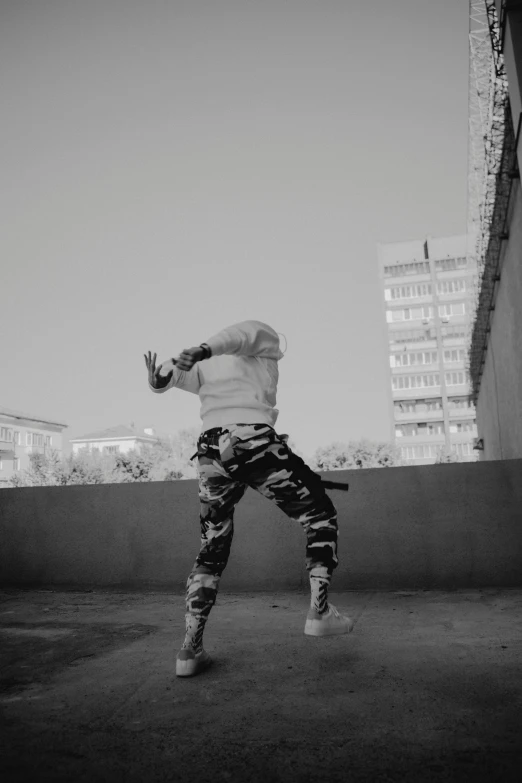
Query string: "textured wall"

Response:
xmin=1 ymin=460 xmax=522 ymax=590
xmin=476 ymin=181 xmax=522 ymax=460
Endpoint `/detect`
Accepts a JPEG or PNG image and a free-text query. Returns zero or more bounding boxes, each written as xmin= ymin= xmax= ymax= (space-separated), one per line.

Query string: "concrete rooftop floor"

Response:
xmin=1 ymin=588 xmax=522 ymax=783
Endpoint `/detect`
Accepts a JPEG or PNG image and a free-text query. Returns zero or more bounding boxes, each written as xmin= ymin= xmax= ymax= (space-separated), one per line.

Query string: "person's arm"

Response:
xmin=172 ymin=321 xmax=284 ymax=372
xmin=205 ymin=320 xmax=284 ymax=359
xmin=144 ymin=351 xmax=200 ymax=395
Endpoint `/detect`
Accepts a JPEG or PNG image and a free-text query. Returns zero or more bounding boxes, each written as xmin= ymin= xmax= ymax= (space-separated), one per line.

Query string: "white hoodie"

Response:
xmin=150 ymin=320 xmax=284 ymax=432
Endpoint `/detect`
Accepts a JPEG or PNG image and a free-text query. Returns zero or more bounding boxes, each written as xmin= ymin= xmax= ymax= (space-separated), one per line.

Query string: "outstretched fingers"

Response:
xmin=144 ymin=351 xmax=157 ymax=371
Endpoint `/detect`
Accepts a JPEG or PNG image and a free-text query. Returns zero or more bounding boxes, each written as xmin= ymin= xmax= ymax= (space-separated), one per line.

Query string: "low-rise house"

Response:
xmin=0 ymin=405 xmax=68 ymax=487
xmin=70 ymin=425 xmax=159 ymax=456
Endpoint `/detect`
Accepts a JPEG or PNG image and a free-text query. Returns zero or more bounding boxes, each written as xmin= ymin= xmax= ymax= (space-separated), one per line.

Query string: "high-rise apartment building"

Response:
xmin=377 ymin=235 xmax=478 ymax=465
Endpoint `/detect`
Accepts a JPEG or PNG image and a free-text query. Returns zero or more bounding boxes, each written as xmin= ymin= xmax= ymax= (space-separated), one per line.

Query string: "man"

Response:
xmin=145 ymin=320 xmax=353 ymax=678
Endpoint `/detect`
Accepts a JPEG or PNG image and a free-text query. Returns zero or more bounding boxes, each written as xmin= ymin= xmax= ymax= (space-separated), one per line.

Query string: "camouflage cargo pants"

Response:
xmin=185 ymin=423 xmax=339 ymax=622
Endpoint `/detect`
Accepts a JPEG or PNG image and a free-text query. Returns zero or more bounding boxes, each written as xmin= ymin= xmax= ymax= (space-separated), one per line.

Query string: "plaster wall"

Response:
xmin=1 ymin=461 xmax=521 ymax=591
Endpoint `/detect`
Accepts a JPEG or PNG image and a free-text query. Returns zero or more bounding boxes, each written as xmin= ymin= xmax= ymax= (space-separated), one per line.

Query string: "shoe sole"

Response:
xmin=304 ymin=618 xmax=354 ymax=637
xmin=176 ymin=652 xmax=212 ymax=677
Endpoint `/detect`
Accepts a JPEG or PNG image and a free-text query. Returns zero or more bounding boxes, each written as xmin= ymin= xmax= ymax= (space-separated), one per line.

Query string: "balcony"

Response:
xmin=448 ymin=407 xmax=475 ymax=419
xmin=383 ymin=272 xmax=431 ymax=286
xmin=389 ymin=338 xmax=438 ymax=350
xmin=394 ymin=408 xmax=445 ymax=422
xmin=395 ymin=433 xmax=446 ymax=447
xmin=437 ymin=293 xmax=468 ymax=302
xmin=392 ymin=387 xmax=441 ymax=400
xmin=390 ymin=364 xmax=440 ymax=375
xmin=445 ymin=384 xmax=473 ymax=396
xmin=448 ymin=430 xmax=477 ymax=442
xmin=386 ymin=295 xmax=433 ymax=308
xmin=435 ymin=267 xmax=474 ymax=279
xmin=441 ymin=364 xmax=468 ymax=374
xmin=442 ymin=336 xmax=468 ymax=347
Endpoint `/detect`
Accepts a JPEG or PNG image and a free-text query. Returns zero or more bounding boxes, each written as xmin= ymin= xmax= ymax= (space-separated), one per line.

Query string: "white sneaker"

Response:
xmin=304 ymin=603 xmax=354 ymax=636
xmin=176 ymin=647 xmax=212 ymax=677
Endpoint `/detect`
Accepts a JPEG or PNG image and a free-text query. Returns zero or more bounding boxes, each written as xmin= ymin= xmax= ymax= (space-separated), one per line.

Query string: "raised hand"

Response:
xmin=144 ymin=351 xmax=175 ymax=389
xmin=175 ymin=346 xmax=206 ymax=371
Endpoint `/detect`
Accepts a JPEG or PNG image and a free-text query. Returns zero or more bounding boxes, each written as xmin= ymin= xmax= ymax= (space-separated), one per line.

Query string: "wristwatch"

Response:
xmin=199 ymin=343 xmax=212 ymax=359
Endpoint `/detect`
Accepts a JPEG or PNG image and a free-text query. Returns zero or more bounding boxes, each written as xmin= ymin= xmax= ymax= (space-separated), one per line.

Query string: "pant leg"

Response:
xmin=185 ymin=443 xmax=247 ymax=623
xmin=219 ymin=424 xmax=339 ymax=575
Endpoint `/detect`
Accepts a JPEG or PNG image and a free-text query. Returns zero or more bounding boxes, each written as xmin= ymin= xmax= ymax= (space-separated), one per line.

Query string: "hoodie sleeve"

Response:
xmin=204 ymin=320 xmax=284 ymax=360
xmin=148 ymin=359 xmax=201 ymax=396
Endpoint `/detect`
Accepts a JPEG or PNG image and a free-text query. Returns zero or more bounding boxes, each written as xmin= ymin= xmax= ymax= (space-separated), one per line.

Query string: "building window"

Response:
xmin=387 ymin=306 xmax=434 ymax=323
xmin=392 ymin=374 xmax=440 ymax=390
xmin=389 ymin=328 xmax=429 ymax=343
xmin=401 ymin=444 xmax=441 ymax=460
xmin=391 ymin=351 xmax=438 ymax=368
xmin=452 ymin=443 xmax=473 ymax=457
xmin=14 ymin=458 xmax=20 ymax=471
xmin=13 ymin=431 xmax=20 ymax=445
xmin=0 ymin=459 xmax=2 ymax=470
xmin=445 ymin=371 xmax=467 ymax=386
xmin=448 ymin=396 xmax=474 ymax=409
xmin=437 ymin=279 xmax=466 ymax=295
xmin=0 ymin=427 xmax=13 ymax=442
xmin=443 ymin=349 xmax=466 ymax=363
xmin=434 ymin=257 xmax=468 ymax=272
xmin=396 ymin=422 xmax=444 ymax=437
xmin=442 ymin=326 xmax=467 ymax=339
xmin=383 ymin=261 xmax=430 ymax=277
xmin=386 ymin=283 xmax=432 ymax=301
xmin=449 ymin=421 xmax=476 ymax=433
xmin=103 ymin=446 xmax=120 ymax=454
xmin=395 ymin=401 xmax=417 ymax=413
xmin=399 ymin=424 xmax=418 ymax=437
xmin=25 ymin=432 xmax=47 ymax=447
xmin=438 ymin=303 xmax=466 ymax=318
xmin=45 ymin=436 xmax=52 ymax=447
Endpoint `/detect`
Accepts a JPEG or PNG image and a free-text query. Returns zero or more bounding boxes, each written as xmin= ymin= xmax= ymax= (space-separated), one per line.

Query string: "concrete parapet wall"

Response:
xmin=1 ymin=460 xmax=522 ymax=590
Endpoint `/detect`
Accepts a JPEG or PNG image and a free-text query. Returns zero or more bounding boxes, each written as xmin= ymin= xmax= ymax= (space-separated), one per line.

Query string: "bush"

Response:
xmin=8 ymin=427 xmax=200 ymax=487
xmin=311 ymin=439 xmax=402 ymax=470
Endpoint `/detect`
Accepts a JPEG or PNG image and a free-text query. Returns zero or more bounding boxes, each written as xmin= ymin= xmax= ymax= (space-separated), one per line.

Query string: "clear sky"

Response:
xmin=1 ymin=0 xmax=470 ymax=459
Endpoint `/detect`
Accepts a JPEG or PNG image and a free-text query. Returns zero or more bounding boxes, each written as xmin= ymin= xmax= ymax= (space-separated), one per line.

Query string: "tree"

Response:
xmin=9 ymin=449 xmax=63 ymax=487
xmin=311 ymin=439 xmax=401 ymax=470
xmin=64 ymin=449 xmax=119 ymax=484
xmin=160 ymin=427 xmax=199 ymax=479
xmin=8 ymin=427 xmax=201 ymax=487
xmin=9 ymin=448 xmax=118 ymax=487
xmin=435 ymin=447 xmax=461 ymax=464
xmin=112 ymin=428 xmax=200 ymax=483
